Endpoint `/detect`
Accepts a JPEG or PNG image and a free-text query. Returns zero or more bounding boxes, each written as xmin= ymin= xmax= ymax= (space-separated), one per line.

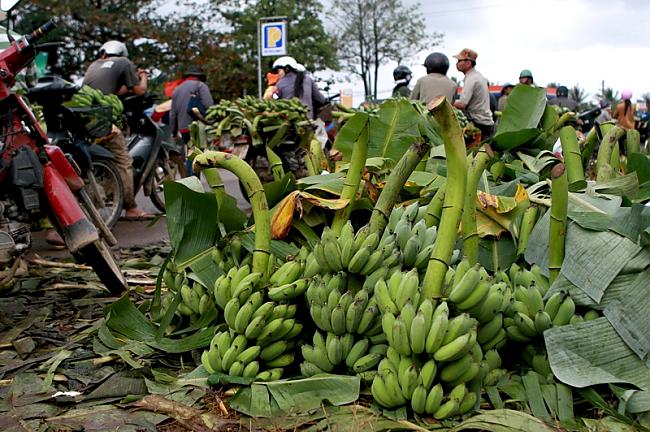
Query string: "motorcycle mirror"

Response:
xmin=0 ymin=0 xmax=20 ymax=12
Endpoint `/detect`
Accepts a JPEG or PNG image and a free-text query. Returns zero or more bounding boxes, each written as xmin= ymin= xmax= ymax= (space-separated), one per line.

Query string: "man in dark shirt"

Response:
xmin=83 ymin=40 xmax=152 ymax=220
xmin=548 ymin=85 xmax=578 ymax=111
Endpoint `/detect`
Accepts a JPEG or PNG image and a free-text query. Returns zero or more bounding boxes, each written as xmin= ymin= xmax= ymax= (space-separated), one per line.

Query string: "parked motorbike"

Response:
xmin=122 ymin=93 xmax=182 ymax=212
xmin=0 ymin=3 xmax=126 ymax=293
xmin=26 ymin=75 xmax=124 ymax=228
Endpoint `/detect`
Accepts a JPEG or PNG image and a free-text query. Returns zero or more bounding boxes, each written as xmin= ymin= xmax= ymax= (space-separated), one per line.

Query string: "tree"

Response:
xmin=331 ymin=0 xmax=441 ymax=100
xmin=569 ymin=85 xmax=589 ymax=110
xmin=14 ymin=1 xmax=249 ymax=99
xmin=221 ymin=0 xmax=338 ymax=97
xmin=597 ymin=87 xmax=619 ymax=107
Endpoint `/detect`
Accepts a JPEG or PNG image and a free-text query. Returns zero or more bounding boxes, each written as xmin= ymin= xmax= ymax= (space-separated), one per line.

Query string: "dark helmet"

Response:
xmin=556 ymin=85 xmax=569 ymax=97
xmin=393 ymin=65 xmax=412 ymax=81
xmin=423 ymin=52 xmax=450 ymax=74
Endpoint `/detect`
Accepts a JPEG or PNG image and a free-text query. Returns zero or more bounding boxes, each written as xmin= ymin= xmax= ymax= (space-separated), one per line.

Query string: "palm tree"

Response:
xmin=596 ymin=87 xmax=619 ymax=107
xmin=569 ymin=85 xmax=588 ymax=109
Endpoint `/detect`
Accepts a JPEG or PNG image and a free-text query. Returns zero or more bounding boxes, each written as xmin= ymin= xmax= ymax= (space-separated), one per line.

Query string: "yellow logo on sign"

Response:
xmin=267 ymin=26 xmax=282 ymax=48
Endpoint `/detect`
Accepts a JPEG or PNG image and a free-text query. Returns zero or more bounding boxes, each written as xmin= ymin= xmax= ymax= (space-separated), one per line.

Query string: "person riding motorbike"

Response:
xmin=410 ymin=52 xmax=456 ymax=105
xmin=272 ymin=56 xmax=326 ymax=119
xmin=82 ymin=40 xmax=153 ymax=221
xmin=392 ymin=65 xmax=412 ymax=97
xmin=548 ymin=85 xmax=578 ymax=110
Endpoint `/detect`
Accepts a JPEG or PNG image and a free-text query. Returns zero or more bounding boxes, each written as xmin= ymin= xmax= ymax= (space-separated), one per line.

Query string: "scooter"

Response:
xmin=26 ymin=75 xmax=124 ymax=228
xmin=122 ymin=93 xmax=181 ymax=212
xmin=0 ymin=1 xmax=126 ymax=293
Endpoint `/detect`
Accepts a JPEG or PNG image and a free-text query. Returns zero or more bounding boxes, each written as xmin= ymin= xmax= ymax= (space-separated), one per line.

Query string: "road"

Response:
xmin=30 ymin=169 xmax=251 ymax=258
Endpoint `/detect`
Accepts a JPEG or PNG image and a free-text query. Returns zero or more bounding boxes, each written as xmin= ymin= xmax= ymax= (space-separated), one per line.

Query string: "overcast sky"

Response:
xmin=323 ymin=0 xmax=650 ymax=105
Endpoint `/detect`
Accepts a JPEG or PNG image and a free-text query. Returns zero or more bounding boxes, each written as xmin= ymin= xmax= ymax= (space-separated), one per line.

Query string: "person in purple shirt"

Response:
xmin=271 ymin=56 xmax=326 ymax=119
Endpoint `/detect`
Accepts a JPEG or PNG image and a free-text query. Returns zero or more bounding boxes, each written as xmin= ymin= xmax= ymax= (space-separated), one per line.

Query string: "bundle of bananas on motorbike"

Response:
xmin=63 ymin=84 xmax=124 ymax=126
xmin=198 ymin=96 xmax=312 ymax=150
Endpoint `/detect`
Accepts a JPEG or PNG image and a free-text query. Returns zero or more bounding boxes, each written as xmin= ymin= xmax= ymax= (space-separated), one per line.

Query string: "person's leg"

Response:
xmin=103 ymin=125 xmax=153 ymax=218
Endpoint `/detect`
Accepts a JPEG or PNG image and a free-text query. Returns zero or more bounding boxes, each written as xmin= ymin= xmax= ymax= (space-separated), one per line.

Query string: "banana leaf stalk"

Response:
xmin=422 ymin=97 xmax=467 ymax=301
xmin=265 ymin=146 xmax=285 ymax=181
xmin=516 ymin=205 xmax=539 ymax=258
xmin=331 ymin=122 xmax=370 ymax=234
xmin=368 ymin=140 xmax=431 ymax=234
xmin=549 ymin=163 xmax=568 ymax=284
xmin=626 ymin=129 xmax=641 ymax=155
xmin=424 ymin=182 xmax=446 ymax=227
xmin=610 ymin=141 xmax=620 ymax=175
xmin=580 ymin=126 xmax=599 ymax=167
xmin=595 ymin=125 xmax=625 ymax=182
xmin=306 ymin=138 xmax=324 ymax=176
xmin=202 ymin=168 xmax=225 ymax=194
xmin=461 ymin=145 xmax=491 ymax=266
xmin=193 ymin=151 xmax=271 ymax=278
xmin=559 ymin=126 xmax=584 ymax=186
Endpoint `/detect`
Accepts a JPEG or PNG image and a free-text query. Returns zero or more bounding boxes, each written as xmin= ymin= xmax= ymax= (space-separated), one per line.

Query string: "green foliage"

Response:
xmin=331 ymin=0 xmax=442 ymax=100
xmin=15 ymin=0 xmax=251 ymax=99
xmin=220 ymin=0 xmax=338 ymax=96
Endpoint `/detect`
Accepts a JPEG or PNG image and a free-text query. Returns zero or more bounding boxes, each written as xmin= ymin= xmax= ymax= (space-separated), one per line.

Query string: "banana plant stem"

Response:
xmin=549 ymin=163 xmax=568 ymax=284
xmin=461 ymin=145 xmax=491 ymax=266
xmin=595 ymin=125 xmax=625 ymax=182
xmin=193 ymin=151 xmax=271 ymax=278
xmin=422 ymin=97 xmax=468 ymax=301
xmin=331 ymin=120 xmax=369 ymax=235
xmin=369 ymin=140 xmax=431 ymax=234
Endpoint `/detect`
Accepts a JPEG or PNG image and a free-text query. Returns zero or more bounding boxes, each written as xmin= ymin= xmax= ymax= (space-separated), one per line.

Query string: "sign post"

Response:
xmin=257 ymin=17 xmax=287 ymax=98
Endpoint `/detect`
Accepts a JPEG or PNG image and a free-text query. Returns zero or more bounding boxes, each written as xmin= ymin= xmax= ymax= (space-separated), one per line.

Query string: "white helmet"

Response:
xmin=100 ymin=40 xmax=128 ymax=58
xmin=272 ymin=56 xmax=299 ymax=71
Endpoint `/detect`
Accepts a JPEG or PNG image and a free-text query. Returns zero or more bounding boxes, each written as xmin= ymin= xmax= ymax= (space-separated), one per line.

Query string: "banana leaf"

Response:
xmin=479 ymin=235 xmax=517 ymax=272
xmin=228 ymin=375 xmax=360 ymax=418
xmin=589 ymin=173 xmax=640 ymax=199
xmin=516 ymin=150 xmax=559 ymax=174
xmin=367 ymin=99 xmax=422 ymax=162
xmin=333 ymin=112 xmax=369 ymax=160
xmin=628 ymin=153 xmax=650 ymax=185
xmin=492 ymin=85 xmax=548 ymax=151
xmin=270 ymin=191 xmax=349 ymax=239
xmin=545 ymin=317 xmax=650 ymax=391
xmin=164 ymin=179 xmax=218 ymax=268
xmin=450 ymin=409 xmax=557 ymax=432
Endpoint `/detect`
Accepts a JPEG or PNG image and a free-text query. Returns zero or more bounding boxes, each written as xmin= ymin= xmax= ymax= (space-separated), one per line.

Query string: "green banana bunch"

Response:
xmin=213 ymin=265 xmax=263 ymax=310
xmin=300 ymin=331 xmax=385 ymax=376
xmin=177 ymin=280 xmax=216 ymax=317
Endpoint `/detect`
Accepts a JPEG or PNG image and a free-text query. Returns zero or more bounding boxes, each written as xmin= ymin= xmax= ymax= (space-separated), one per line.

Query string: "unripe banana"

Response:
xmin=345 ymin=339 xmax=370 ymax=368
xmin=300 ymin=361 xmax=326 ymax=377
xmin=352 ymin=352 xmax=383 ymax=373
xmin=326 ymin=334 xmax=344 ymax=365
xmin=224 ymin=297 xmax=241 ymax=328
xmin=484 ymin=349 xmax=502 ymax=371
xmin=237 ymin=345 xmax=261 ymax=365
xmin=375 ymin=279 xmax=399 ymax=314
xmin=357 ymin=304 xmax=379 ymax=335
xmin=426 ymin=302 xmax=450 ymax=354
xmin=242 ymin=361 xmax=260 ymax=378
xmin=419 ymin=359 xmax=437 ymax=390
xmin=434 ymin=330 xmax=474 ymax=362
xmin=434 ymin=399 xmax=460 ymax=420
xmin=260 ymin=340 xmax=290 ymax=362
xmin=552 ymin=297 xmax=575 ymax=326
xmin=360 ymin=249 xmax=384 ymax=275
xmin=449 ymin=265 xmax=481 ymax=305
xmin=505 ymin=325 xmax=532 ymax=342
xmin=330 ymin=304 xmax=347 ymax=335
xmin=391 ymin=316 xmax=411 ymax=356
xmin=442 ymin=313 xmax=475 ymax=346
xmin=482 ymin=328 xmax=507 ymax=351
xmin=525 ymin=286 xmax=545 ymax=316
xmin=477 ymin=313 xmax=503 ymax=345
xmin=265 ymin=352 xmax=294 ymax=368
xmin=515 ymin=312 xmax=538 ymax=338
xmin=440 ymin=354 xmax=473 ymax=383
xmin=371 ymin=374 xmax=400 ymax=408
xmin=402 ymin=236 xmax=421 ymax=268
xmin=395 ymin=269 xmax=419 ymax=310
xmin=409 ymin=310 xmax=427 ymax=354
xmin=323 ymin=240 xmax=344 ymax=272
xmin=399 ymin=364 xmax=419 ymax=400
xmin=302 ymin=345 xmax=335 ymax=372
xmin=456 ymin=279 xmax=490 ymax=311
xmin=411 ymin=385 xmax=428 ymax=414
xmin=234 ymin=300 xmax=255 ymax=334
xmin=534 ymin=311 xmax=553 ymax=334
xmin=382 ymin=312 xmax=396 ymax=346
xmin=348 ymin=246 xmax=371 ymax=274
xmin=459 ymin=391 xmax=478 ymax=414
xmin=425 ymin=384 xmax=444 ymax=415
xmin=543 ymin=292 xmax=564 ymax=320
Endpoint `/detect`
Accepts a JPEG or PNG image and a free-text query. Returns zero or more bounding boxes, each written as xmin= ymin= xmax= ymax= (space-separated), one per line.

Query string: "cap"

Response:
xmin=453 ymin=48 xmax=478 ymax=62
xmin=519 ymin=69 xmax=533 ymax=79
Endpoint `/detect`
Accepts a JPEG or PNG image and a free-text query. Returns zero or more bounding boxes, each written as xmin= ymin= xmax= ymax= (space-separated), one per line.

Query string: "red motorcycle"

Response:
xmin=0 ymin=4 xmax=126 ymax=294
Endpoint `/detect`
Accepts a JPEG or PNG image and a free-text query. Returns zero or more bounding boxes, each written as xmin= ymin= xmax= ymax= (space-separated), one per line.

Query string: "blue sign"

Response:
xmin=261 ymin=21 xmax=287 ymax=56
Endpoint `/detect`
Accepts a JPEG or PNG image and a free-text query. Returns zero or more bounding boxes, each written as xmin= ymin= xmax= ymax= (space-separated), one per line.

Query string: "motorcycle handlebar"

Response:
xmin=26 ymin=20 xmax=56 ymax=46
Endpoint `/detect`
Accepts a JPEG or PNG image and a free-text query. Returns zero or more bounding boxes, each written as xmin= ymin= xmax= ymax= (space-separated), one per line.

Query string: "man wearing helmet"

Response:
xmin=392 ymin=65 xmax=412 ymax=97
xmin=548 ymin=85 xmax=577 ymax=111
xmin=452 ymin=48 xmax=494 ymax=140
xmin=83 ymin=40 xmax=152 ymax=220
xmin=410 ymin=52 xmax=456 ymax=104
xmin=272 ymin=56 xmax=326 ymax=119
xmin=519 ymin=69 xmax=534 ymax=86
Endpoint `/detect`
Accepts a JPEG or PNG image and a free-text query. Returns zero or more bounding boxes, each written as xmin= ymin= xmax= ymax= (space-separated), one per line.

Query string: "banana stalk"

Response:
xmin=626 ymin=129 xmax=641 ymax=155
xmin=461 ymin=145 xmax=491 ymax=266
xmin=549 ymin=163 xmax=568 ymax=284
xmin=516 ymin=205 xmax=538 ymax=258
xmin=203 ymin=168 xmax=225 ymax=194
xmin=580 ymin=126 xmax=598 ymax=167
xmin=423 ymin=97 xmax=467 ymax=301
xmin=308 ymin=139 xmax=324 ymax=176
xmin=610 ymin=141 xmax=620 ymax=175
xmin=368 ymin=140 xmax=431 ymax=234
xmin=193 ymin=151 xmax=271 ymax=277
xmin=559 ymin=126 xmax=584 ymax=186
xmin=331 ymin=122 xmax=370 ymax=234
xmin=265 ymin=146 xmax=285 ymax=181
xmin=425 ymin=182 xmax=446 ymax=227
xmin=595 ymin=125 xmax=625 ymax=182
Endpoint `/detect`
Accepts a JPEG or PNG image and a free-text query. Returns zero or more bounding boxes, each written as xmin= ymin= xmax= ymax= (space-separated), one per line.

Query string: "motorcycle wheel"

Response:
xmin=73 ymin=238 xmax=127 ymax=295
xmin=88 ymin=159 xmax=124 ymax=229
xmin=148 ymin=157 xmax=183 ymax=213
